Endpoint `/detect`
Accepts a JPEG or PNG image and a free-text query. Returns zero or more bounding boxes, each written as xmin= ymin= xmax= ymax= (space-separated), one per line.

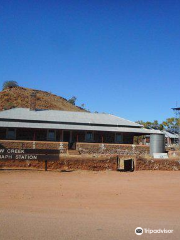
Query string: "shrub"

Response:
xmin=68 ymin=96 xmax=77 ymax=105
xmin=2 ymin=81 xmax=19 ymax=90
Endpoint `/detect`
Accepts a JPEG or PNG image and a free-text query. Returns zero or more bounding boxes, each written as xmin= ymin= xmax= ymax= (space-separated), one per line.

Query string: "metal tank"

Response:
xmin=150 ymin=133 xmax=165 ymax=156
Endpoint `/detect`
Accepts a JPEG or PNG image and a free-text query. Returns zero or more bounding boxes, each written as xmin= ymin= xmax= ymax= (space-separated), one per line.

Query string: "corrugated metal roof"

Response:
xmin=0 ymin=108 xmax=162 ymax=134
xmin=0 ymin=120 xmax=162 ymax=134
xmin=0 ymin=108 xmax=141 ymax=127
xmin=163 ymin=131 xmax=179 ymax=139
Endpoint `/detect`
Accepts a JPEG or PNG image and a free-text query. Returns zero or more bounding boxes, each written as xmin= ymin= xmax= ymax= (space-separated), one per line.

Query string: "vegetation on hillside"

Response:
xmin=0 ymin=85 xmax=87 ymax=112
xmin=68 ymin=96 xmax=77 ymax=105
xmin=1 ymin=82 xmax=178 ymax=127
xmin=3 ymin=81 xmax=19 ymax=90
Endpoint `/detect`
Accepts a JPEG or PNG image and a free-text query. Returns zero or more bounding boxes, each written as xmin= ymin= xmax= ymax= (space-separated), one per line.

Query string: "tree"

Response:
xmin=136 ymin=120 xmax=154 ymax=129
xmin=80 ymin=103 xmax=88 ymax=110
xmin=159 ymin=124 xmax=164 ymax=131
xmin=136 ymin=120 xmax=163 ymax=130
xmin=3 ymin=81 xmax=18 ymax=90
xmin=136 ymin=120 xmax=144 ymax=126
xmin=136 ymin=118 xmax=179 ymax=132
xmin=151 ymin=120 xmax=159 ymax=130
xmin=144 ymin=121 xmax=153 ymax=129
xmin=162 ymin=117 xmax=179 ymax=132
xmin=68 ymin=96 xmax=77 ymax=105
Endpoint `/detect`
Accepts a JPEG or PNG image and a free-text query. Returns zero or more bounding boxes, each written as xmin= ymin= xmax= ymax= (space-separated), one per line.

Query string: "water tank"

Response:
xmin=150 ymin=134 xmax=165 ymax=156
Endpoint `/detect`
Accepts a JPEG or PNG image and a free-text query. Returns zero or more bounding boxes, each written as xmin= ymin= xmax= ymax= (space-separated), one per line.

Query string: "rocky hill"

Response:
xmin=0 ymin=87 xmax=86 ymax=112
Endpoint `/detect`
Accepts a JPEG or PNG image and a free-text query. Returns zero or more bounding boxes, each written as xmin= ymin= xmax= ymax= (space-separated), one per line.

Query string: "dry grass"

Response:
xmin=0 ymin=87 xmax=86 ymax=112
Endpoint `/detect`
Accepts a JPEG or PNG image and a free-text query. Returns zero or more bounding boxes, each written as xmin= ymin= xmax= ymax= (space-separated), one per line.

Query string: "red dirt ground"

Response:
xmin=0 ymin=170 xmax=180 ymax=240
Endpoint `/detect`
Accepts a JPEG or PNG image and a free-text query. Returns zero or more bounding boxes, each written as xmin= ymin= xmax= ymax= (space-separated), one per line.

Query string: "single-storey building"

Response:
xmin=0 ymin=92 xmax=162 ymax=149
xmin=163 ymin=131 xmax=179 ymax=145
xmin=0 ymin=111 xmax=161 ymax=149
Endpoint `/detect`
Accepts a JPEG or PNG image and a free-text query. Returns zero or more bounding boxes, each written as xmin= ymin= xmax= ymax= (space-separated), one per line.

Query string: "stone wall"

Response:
xmin=0 ymin=155 xmax=117 ymax=171
xmin=0 ymin=140 xmax=68 ymax=153
xmin=1 ymin=154 xmax=180 ymax=171
xmin=76 ymin=142 xmax=149 ymax=156
xmin=136 ymin=157 xmax=180 ymax=171
xmin=0 ymin=159 xmax=45 ymax=169
xmin=168 ymin=151 xmax=180 ymax=158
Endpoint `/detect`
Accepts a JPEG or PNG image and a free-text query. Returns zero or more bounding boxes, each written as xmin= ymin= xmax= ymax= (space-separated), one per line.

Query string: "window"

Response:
xmin=115 ymin=133 xmax=123 ymax=143
xmin=47 ymin=130 xmax=56 ymax=141
xmin=85 ymin=131 xmax=93 ymax=142
xmin=6 ymin=128 xmax=16 ymax=140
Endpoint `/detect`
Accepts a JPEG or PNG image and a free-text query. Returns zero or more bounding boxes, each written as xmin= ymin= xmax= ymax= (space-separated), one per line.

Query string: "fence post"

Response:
xmin=45 ymin=160 xmax=47 ymax=171
xmin=117 ymin=155 xmax=119 ymax=170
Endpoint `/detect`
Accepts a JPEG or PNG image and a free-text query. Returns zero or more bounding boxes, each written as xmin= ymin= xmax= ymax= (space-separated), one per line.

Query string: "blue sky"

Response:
xmin=0 ymin=0 xmax=180 ymax=123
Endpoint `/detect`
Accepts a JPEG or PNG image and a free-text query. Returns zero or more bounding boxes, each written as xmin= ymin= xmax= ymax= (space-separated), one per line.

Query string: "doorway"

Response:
xmin=124 ymin=159 xmax=134 ymax=171
xmin=63 ymin=131 xmax=70 ymax=142
xmin=63 ymin=131 xmax=74 ymax=149
xmin=117 ymin=157 xmax=134 ymax=172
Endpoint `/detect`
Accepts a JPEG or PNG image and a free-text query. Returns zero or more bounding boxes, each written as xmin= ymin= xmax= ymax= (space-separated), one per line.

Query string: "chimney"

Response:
xmin=29 ymin=92 xmax=36 ymax=111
